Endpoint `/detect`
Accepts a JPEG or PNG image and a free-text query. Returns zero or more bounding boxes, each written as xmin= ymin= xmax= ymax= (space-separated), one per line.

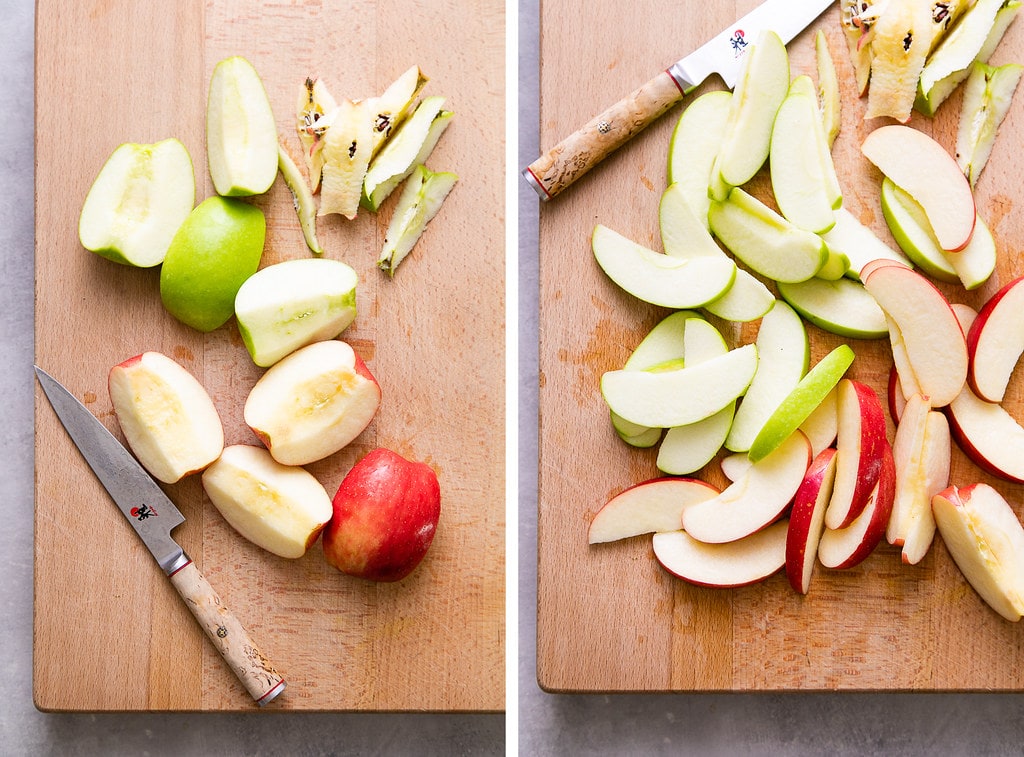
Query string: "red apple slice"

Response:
xmin=946 ymin=383 xmax=1024 ymax=484
xmin=786 ymin=447 xmax=838 ymax=594
xmin=818 ymin=444 xmax=895 ymax=570
xmin=967 ymin=275 xmax=1024 ymax=403
xmin=863 ymin=263 xmax=968 ymax=407
xmin=825 ymin=379 xmax=888 ymax=530
xmin=653 ymin=520 xmax=789 ymax=588
xmin=900 ymin=410 xmax=951 ymax=565
xmin=681 ymin=431 xmax=811 ymax=544
xmin=861 ymin=125 xmax=976 ymax=251
xmin=887 ymin=392 xmax=931 ymax=547
xmin=588 ymin=477 xmax=720 ymax=544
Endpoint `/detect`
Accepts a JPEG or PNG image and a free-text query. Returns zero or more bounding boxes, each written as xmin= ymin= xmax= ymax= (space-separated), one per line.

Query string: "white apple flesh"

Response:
xmin=653 ymin=520 xmax=789 ymax=588
xmin=786 ymin=447 xmax=838 ymax=594
xmin=825 ymin=378 xmax=888 ymax=530
xmin=966 ymin=275 xmax=1024 ymax=403
xmin=588 ymin=477 xmax=720 ymax=544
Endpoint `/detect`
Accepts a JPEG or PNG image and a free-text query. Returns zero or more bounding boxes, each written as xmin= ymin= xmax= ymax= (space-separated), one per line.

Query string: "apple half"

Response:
xmin=588 ymin=477 xmax=720 ymax=544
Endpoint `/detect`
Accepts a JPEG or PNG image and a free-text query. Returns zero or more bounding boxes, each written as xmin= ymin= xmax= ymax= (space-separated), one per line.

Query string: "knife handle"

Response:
xmin=168 ymin=558 xmax=286 ymax=706
xmin=522 ymin=69 xmax=685 ymax=201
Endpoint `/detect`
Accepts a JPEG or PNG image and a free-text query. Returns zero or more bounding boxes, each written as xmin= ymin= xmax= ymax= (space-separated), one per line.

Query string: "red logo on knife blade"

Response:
xmin=130 ymin=504 xmax=158 ymax=521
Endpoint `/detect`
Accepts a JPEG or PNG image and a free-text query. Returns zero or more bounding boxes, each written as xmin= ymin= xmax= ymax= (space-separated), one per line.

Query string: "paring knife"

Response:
xmin=522 ymin=0 xmax=836 ymax=200
xmin=34 ymin=366 xmax=286 ymax=707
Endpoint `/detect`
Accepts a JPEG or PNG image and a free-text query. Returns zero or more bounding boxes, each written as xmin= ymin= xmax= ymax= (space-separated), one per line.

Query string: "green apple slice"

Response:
xmin=785 ymin=75 xmax=842 ymax=210
xmin=207 ymin=56 xmax=278 ymax=197
xmin=592 ymin=224 xmax=736 ymax=309
xmin=747 ymin=344 xmax=856 ymax=463
xmin=363 ymin=96 xmax=453 ymax=211
xmin=296 ymin=76 xmax=338 ymax=191
xmin=235 ymin=258 xmax=358 ymax=367
xmin=370 ymin=65 xmax=429 ymax=154
xmin=277 ymin=143 xmax=323 ymax=255
xmin=816 ymin=248 xmax=851 ymax=280
xmin=78 ymin=138 xmax=194 ymax=267
xmin=820 ymin=207 xmax=911 ymax=280
xmin=320 ymin=98 xmax=374 ymax=219
xmin=709 ymin=188 xmax=827 ymax=283
xmin=956 ymin=61 xmax=1024 ymax=186
xmin=666 ymin=89 xmax=732 ymax=229
xmin=712 ymin=29 xmax=790 ymax=192
xmin=378 ymin=164 xmax=458 ymax=276
xmin=659 ymin=183 xmax=773 ymax=322
xmin=726 ymin=301 xmax=809 ymax=453
xmin=601 ymin=344 xmax=757 ymax=429
xmin=777 ymin=277 xmax=888 ymax=339
xmin=816 ymin=29 xmax=841 ymax=148
xmin=916 ymin=0 xmax=1021 ymax=115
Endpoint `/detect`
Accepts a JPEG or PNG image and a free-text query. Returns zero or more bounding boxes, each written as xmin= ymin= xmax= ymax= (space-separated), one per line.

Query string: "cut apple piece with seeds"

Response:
xmin=776 ymin=277 xmax=888 ymax=340
xmin=369 ymin=65 xmax=429 ymax=155
xmin=932 ymin=483 xmax=1024 ymax=621
xmin=863 ymin=0 xmax=932 ymax=122
xmin=956 ymin=61 xmax=1024 ymax=186
xmin=786 ymin=447 xmax=838 ymax=594
xmin=681 ymin=431 xmax=811 ymax=545
xmin=319 ymin=98 xmax=374 ymax=219
xmin=588 ymin=477 xmax=720 ymax=544
xmin=967 ymin=276 xmax=1024 ymax=403
xmin=591 ymin=224 xmax=736 ymax=309
xmin=861 ymin=125 xmax=976 ymax=252
xmin=378 ymin=164 xmax=458 ymax=276
xmin=818 ymin=443 xmax=895 ymax=569
xmin=825 ymin=378 xmax=888 ymax=530
xmin=653 ymin=520 xmax=789 ymax=588
xmin=666 ymin=90 xmax=732 ymax=228
xmin=295 ymin=76 xmax=338 ymax=191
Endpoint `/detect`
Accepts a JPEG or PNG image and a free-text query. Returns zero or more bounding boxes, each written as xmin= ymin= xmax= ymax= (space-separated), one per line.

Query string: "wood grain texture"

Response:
xmin=34 ymin=0 xmax=504 ymax=712
xmin=537 ymin=0 xmax=1024 ymax=693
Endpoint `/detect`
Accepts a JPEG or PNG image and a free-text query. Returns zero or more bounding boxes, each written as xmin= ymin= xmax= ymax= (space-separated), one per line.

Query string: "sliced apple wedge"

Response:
xmin=666 ymin=89 xmax=731 ymax=228
xmin=967 ymin=276 xmax=1024 ymax=403
xmin=861 ymin=125 xmax=976 ymax=252
xmin=378 ymin=164 xmax=458 ymax=276
xmin=816 ymin=29 xmax=841 ymax=148
xmin=654 ymin=520 xmax=789 ymax=588
xmin=786 ymin=447 xmax=838 ymax=594
xmin=720 ymin=451 xmax=753 ymax=483
xmin=776 ymin=277 xmax=888 ymax=340
xmin=592 ymin=224 xmax=736 ymax=309
xmin=863 ymin=0 xmax=932 ymax=122
xmin=825 ymin=378 xmax=888 ymax=530
xmin=900 ymin=410 xmax=950 ymax=565
xmin=932 ymin=483 xmax=1024 ymax=621
xmin=947 ymin=379 xmax=1024 ymax=484
xmin=277 ymin=143 xmax=324 ymax=255
xmin=818 ymin=444 xmax=895 ymax=569
xmin=887 ymin=392 xmax=931 ymax=547
xmin=681 ymin=431 xmax=811 ymax=545
xmin=956 ymin=61 xmax=1024 ymax=187
xmin=369 ymin=65 xmax=429 ymax=154
xmin=588 ymin=477 xmax=720 ymax=544
xmin=888 ymin=365 xmax=908 ymax=424
xmin=820 ymin=207 xmax=911 ymax=280
xmin=799 ymin=386 xmax=839 ymax=458
xmin=296 ymin=76 xmax=338 ymax=191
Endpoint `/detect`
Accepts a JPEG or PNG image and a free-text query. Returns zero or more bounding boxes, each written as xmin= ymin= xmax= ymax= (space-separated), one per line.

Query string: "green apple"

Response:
xmin=747 ymin=344 xmax=856 ymax=463
xmin=600 ymin=344 xmax=757 ymax=429
xmin=726 ymin=301 xmax=809 ymax=453
xmin=234 ymin=258 xmax=358 ymax=368
xmin=956 ymin=61 xmax=1024 ymax=186
xmin=363 ymin=96 xmax=453 ymax=211
xmin=666 ymin=89 xmax=731 ymax=228
xmin=592 ymin=224 xmax=736 ymax=309
xmin=320 ymin=98 xmax=374 ymax=219
xmin=277 ymin=144 xmax=324 ymax=255
xmin=708 ymin=187 xmax=827 ymax=283
xmin=78 ymin=138 xmax=195 ymax=267
xmin=819 ymin=207 xmax=910 ymax=280
xmin=295 ymin=76 xmax=338 ymax=191
xmin=369 ymin=65 xmax=429 ymax=155
xmin=160 ymin=196 xmax=266 ymax=332
xmin=816 ymin=29 xmax=841 ymax=148
xmin=776 ymin=277 xmax=888 ymax=339
xmin=206 ymin=56 xmax=278 ymax=197
xmin=378 ymin=164 xmax=458 ymax=276
xmin=658 ymin=183 xmax=773 ymax=322
xmin=711 ymin=29 xmax=790 ymax=196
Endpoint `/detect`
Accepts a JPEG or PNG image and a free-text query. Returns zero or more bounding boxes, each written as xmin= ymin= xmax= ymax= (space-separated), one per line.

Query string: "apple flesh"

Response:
xmin=235 ymin=257 xmax=358 ymax=368
xmin=786 ymin=447 xmax=838 ymax=594
xmin=956 ymin=61 xmax=1024 ymax=186
xmin=244 ymin=340 xmax=381 ymax=466
xmin=378 ymin=164 xmax=458 ymax=276
xmin=653 ymin=520 xmax=789 ymax=588
xmin=966 ymin=275 xmax=1024 ymax=403
xmin=369 ymin=65 xmax=429 ymax=154
xmin=588 ymin=477 xmax=720 ymax=544
xmin=947 ymin=378 xmax=1024 ymax=484
xmin=295 ymin=75 xmax=337 ymax=191
xmin=108 ymin=351 xmax=224 ymax=484
xmin=825 ymin=378 xmax=888 ymax=530
xmin=319 ymin=98 xmax=374 ymax=219
xmin=206 ymin=56 xmax=278 ymax=197
xmin=202 ymin=444 xmax=333 ymax=559
xmin=816 ymin=29 xmax=841 ymax=148
xmin=820 ymin=207 xmax=910 ymax=280
xmin=277 ymin=144 xmax=324 ymax=255
xmin=863 ymin=0 xmax=931 ymax=122
xmin=322 ymin=447 xmax=441 ymax=582
xmin=78 ymin=138 xmax=195 ymax=268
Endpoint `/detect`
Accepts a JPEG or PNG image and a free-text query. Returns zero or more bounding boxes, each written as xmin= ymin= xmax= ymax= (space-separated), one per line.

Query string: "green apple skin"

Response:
xmin=666 ymin=90 xmax=732 ymax=229
xmin=880 ymin=178 xmax=959 ymax=283
xmin=160 ymin=197 xmax=266 ymax=332
xmin=747 ymin=344 xmax=856 ymax=463
xmin=207 ymin=56 xmax=278 ymax=197
xmin=78 ymin=138 xmax=195 ymax=267
xmin=277 ymin=144 xmax=324 ymax=255
xmin=379 ymin=164 xmax=458 ymax=276
xmin=956 ymin=61 xmax=1024 ymax=186
xmin=777 ymin=277 xmax=888 ymax=340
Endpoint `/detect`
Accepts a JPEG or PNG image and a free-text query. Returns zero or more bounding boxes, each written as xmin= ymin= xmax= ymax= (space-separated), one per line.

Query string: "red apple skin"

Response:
xmin=824 ymin=444 xmax=895 ymax=570
xmin=786 ymin=447 xmax=837 ymax=595
xmin=832 ymin=380 xmax=888 ymax=529
xmin=966 ymin=275 xmax=1024 ymax=402
xmin=323 ymin=448 xmax=441 ymax=582
xmin=944 ymin=401 xmax=1024 ymax=484
xmin=887 ymin=365 xmax=906 ymax=425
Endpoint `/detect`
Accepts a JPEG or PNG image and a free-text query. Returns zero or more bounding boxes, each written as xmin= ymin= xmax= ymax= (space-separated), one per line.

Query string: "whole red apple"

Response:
xmin=323 ymin=448 xmax=441 ymax=582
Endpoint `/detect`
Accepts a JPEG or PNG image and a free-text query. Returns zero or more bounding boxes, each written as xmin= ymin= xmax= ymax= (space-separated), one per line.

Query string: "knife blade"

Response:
xmin=34 ymin=366 xmax=286 ymax=707
xmin=522 ymin=0 xmax=835 ymax=200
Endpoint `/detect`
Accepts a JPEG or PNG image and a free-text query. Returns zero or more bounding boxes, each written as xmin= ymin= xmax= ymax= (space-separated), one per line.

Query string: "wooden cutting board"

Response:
xmin=538 ymin=0 xmax=1024 ymax=692
xmin=34 ymin=0 xmax=504 ymax=711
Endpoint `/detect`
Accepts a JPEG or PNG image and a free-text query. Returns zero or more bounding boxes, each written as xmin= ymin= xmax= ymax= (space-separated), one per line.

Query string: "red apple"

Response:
xmin=322 ymin=448 xmax=441 ymax=582
xmin=786 ymin=447 xmax=838 ymax=594
xmin=966 ymin=275 xmax=1024 ymax=403
xmin=653 ymin=520 xmax=789 ymax=588
xmin=825 ymin=379 xmax=887 ymax=530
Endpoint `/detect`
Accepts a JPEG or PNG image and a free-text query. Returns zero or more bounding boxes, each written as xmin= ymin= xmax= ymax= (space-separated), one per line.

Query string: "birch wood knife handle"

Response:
xmin=168 ymin=558 xmax=286 ymax=706
xmin=523 ymin=70 xmax=684 ymax=200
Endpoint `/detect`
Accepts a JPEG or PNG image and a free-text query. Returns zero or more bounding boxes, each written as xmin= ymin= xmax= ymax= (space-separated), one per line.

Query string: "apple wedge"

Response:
xmin=799 ymin=386 xmax=839 ymax=458
xmin=369 ymin=65 xmax=429 ymax=154
xmin=861 ymin=125 xmax=976 ymax=252
xmin=786 ymin=447 xmax=838 ymax=594
xmin=592 ymin=224 xmax=736 ymax=309
xmin=863 ymin=262 xmax=968 ymax=407
xmin=681 ymin=431 xmax=811 ymax=545
xmin=947 ymin=380 xmax=1024 ymax=484
xmin=932 ymin=483 xmax=1024 ymax=621
xmin=863 ymin=0 xmax=932 ymax=123
xmin=653 ymin=520 xmax=789 ymax=588
xmin=319 ymin=98 xmax=374 ymax=220
xmin=601 ymin=344 xmax=757 ymax=429
xmin=588 ymin=477 xmax=720 ymax=544
xmin=295 ymin=76 xmax=338 ymax=191
xmin=900 ymin=410 xmax=950 ymax=565
xmin=956 ymin=61 xmax=1024 ymax=187
xmin=816 ymin=29 xmax=841 ymax=148
xmin=666 ymin=89 xmax=732 ymax=228
xmin=887 ymin=392 xmax=931 ymax=546
xmin=825 ymin=379 xmax=888 ymax=530
xmin=820 ymin=208 xmax=911 ymax=280
xmin=818 ymin=444 xmax=895 ymax=570
xmin=888 ymin=365 xmax=908 ymax=424
xmin=378 ymin=164 xmax=458 ymax=276
xmin=720 ymin=451 xmax=753 ymax=483
xmin=967 ymin=276 xmax=1024 ymax=403
xmin=277 ymin=143 xmax=324 ymax=255
xmin=776 ymin=277 xmax=888 ymax=340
